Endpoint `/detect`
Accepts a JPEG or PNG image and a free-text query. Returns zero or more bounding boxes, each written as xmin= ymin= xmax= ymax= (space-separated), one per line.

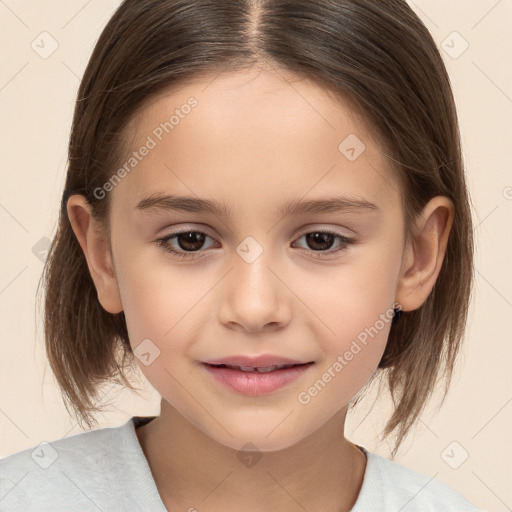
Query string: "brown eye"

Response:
xmin=293 ymin=230 xmax=354 ymax=258
xmin=304 ymin=232 xmax=336 ymax=251
xmin=174 ymin=232 xmax=206 ymax=251
xmin=156 ymin=230 xmax=217 ymax=259
xmin=156 ymin=229 xmax=354 ymax=260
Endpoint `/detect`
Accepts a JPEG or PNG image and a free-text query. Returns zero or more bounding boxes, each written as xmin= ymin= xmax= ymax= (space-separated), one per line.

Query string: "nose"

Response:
xmin=216 ymin=249 xmax=292 ymax=333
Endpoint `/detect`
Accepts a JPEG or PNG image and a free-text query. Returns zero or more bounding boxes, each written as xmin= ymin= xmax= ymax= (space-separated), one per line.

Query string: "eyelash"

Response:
xmin=155 ymin=229 xmax=355 ymax=260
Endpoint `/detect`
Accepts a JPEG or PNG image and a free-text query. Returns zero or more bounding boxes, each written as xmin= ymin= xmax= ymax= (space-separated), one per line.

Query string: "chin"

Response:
xmin=220 ymin=433 xmax=302 ymax=453
xmin=200 ymin=419 xmax=312 ymax=453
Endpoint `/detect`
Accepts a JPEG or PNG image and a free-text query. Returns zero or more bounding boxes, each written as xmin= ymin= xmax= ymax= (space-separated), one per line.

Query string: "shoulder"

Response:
xmin=352 ymin=446 xmax=483 ymax=512
xmin=0 ymin=417 xmax=140 ymax=511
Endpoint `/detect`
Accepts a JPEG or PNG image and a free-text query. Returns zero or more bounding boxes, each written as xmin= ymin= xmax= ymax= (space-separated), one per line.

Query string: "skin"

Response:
xmin=67 ymin=65 xmax=454 ymax=511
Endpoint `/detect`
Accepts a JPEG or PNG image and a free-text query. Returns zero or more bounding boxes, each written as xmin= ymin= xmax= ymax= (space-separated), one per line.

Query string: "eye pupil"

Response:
xmin=306 ymin=232 xmax=334 ymax=251
xmin=178 ymin=232 xmax=205 ymax=251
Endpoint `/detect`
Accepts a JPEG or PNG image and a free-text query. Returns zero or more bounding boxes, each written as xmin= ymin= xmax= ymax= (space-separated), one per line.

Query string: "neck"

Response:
xmin=136 ymin=400 xmax=366 ymax=512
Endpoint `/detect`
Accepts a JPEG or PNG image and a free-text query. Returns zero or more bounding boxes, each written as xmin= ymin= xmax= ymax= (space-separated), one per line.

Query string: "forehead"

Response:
xmin=127 ymin=67 xmax=374 ymax=147
xmin=112 ymin=67 xmax=399 ymax=217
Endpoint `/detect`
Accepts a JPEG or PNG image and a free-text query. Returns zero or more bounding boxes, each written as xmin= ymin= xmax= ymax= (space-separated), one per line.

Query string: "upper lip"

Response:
xmin=203 ymin=354 xmax=313 ymax=368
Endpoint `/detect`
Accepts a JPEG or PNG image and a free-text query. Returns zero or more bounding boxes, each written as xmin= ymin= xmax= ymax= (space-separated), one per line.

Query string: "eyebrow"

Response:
xmin=136 ymin=193 xmax=378 ymax=218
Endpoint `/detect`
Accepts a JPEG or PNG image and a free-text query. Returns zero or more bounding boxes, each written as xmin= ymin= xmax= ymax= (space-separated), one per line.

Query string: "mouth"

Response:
xmin=201 ymin=360 xmax=314 ymax=396
xmin=204 ymin=362 xmax=312 ymax=373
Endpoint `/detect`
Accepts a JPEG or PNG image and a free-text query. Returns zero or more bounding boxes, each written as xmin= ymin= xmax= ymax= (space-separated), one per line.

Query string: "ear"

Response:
xmin=395 ymin=196 xmax=454 ymax=312
xmin=66 ymin=194 xmax=123 ymax=314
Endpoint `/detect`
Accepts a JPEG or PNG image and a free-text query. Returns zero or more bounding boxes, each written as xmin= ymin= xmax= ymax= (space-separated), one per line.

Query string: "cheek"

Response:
xmin=289 ymin=242 xmax=400 ymax=405
xmin=291 ymin=241 xmax=400 ymax=347
xmin=118 ymin=269 xmax=199 ymax=408
xmin=116 ymin=249 xmax=201 ymax=343
xmin=295 ymin=314 xmax=392 ymax=424
xmin=117 ymin=256 xmax=215 ymax=390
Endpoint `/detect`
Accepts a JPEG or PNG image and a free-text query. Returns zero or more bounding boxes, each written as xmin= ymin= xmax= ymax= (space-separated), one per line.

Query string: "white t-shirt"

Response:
xmin=0 ymin=416 xmax=481 ymax=511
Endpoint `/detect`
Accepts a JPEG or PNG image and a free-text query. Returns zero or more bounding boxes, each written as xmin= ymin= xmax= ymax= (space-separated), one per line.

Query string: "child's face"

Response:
xmin=108 ymin=67 xmax=406 ymax=451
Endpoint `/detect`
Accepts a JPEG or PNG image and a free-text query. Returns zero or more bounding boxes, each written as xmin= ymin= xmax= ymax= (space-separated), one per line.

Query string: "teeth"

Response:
xmin=254 ymin=366 xmax=276 ymax=373
xmin=228 ymin=364 xmax=293 ymax=373
xmin=239 ymin=366 xmax=258 ymax=372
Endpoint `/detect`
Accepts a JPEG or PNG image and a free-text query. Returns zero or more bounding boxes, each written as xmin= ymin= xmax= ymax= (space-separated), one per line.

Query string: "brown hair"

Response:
xmin=38 ymin=0 xmax=474 ymax=457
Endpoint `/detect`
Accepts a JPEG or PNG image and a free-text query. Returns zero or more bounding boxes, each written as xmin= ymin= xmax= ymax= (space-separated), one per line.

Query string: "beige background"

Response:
xmin=0 ymin=1 xmax=510 ymax=510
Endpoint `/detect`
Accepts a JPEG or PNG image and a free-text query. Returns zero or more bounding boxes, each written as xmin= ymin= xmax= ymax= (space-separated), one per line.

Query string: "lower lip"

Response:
xmin=201 ymin=363 xmax=313 ymax=396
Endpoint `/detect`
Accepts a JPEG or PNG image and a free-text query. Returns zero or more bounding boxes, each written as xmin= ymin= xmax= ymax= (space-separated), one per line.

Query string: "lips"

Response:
xmin=209 ymin=363 xmax=301 ymax=373
xmin=204 ymin=354 xmax=311 ymax=369
xmin=201 ymin=354 xmax=314 ymax=396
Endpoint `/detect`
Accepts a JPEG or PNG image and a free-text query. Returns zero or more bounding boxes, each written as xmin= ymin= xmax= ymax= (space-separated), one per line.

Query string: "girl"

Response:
xmin=0 ymin=0 xmax=481 ymax=510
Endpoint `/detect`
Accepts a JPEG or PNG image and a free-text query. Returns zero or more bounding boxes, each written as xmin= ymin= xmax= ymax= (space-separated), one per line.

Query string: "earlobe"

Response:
xmin=395 ymin=196 xmax=454 ymax=312
xmin=66 ymin=195 xmax=123 ymax=314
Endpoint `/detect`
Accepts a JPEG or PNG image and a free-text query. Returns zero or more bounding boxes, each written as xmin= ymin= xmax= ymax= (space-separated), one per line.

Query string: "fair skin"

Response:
xmin=67 ymin=66 xmax=453 ymax=511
